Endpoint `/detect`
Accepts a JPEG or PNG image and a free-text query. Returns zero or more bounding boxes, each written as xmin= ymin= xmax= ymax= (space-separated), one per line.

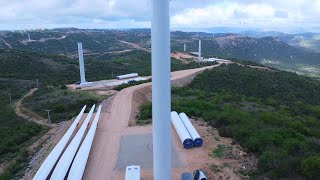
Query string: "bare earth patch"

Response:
xmin=171 ymin=51 xmax=197 ymax=64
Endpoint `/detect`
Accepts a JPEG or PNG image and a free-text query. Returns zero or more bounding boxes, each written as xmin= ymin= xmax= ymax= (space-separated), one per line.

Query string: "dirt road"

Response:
xmin=21 ymin=35 xmax=67 ymax=45
xmin=83 ymin=64 xmax=222 ymax=179
xmin=93 ymin=49 xmax=133 ymax=60
xmin=0 ymin=37 xmax=12 ymax=49
xmin=15 ymin=88 xmax=52 ymax=126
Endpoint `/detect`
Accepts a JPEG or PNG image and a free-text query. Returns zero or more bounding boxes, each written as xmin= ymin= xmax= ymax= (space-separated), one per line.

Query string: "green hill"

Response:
xmin=171 ymin=35 xmax=320 ymax=65
xmin=1 ymin=29 xmax=319 ymax=67
xmin=0 ymin=49 xmax=213 ymax=86
xmin=277 ymin=33 xmax=320 ymax=53
xmin=0 ymin=78 xmax=45 ymax=179
xmin=0 ymin=30 xmax=134 ymax=55
xmin=139 ymin=64 xmax=320 ymax=178
xmin=176 ymin=64 xmax=320 ymax=178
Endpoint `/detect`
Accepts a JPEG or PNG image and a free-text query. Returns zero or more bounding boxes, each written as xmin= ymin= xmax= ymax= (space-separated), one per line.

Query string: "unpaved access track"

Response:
xmin=83 ymin=64 xmax=235 ymax=179
xmin=15 ymin=88 xmax=53 ymax=127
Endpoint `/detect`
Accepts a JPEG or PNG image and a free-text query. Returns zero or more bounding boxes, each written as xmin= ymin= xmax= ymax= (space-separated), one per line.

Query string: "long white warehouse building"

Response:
xmin=179 ymin=113 xmax=203 ymax=147
xmin=171 ymin=111 xmax=193 ymax=149
xmin=68 ymin=105 xmax=102 ymax=180
xmin=33 ymin=105 xmax=87 ymax=180
xmin=50 ymin=105 xmax=96 ymax=180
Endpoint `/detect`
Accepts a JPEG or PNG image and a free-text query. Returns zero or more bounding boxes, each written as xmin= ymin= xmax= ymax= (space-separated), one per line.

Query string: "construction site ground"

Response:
xmin=83 ymin=63 xmax=256 ymax=179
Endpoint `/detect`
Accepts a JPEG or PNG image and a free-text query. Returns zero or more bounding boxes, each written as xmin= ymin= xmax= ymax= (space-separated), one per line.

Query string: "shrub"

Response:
xmin=136 ymin=102 xmax=152 ymax=125
xmin=52 ymin=104 xmax=65 ymax=113
xmin=300 ymin=156 xmax=320 ymax=179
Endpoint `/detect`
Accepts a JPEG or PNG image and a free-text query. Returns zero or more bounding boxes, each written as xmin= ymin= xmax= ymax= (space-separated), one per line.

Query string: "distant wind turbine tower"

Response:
xmin=77 ymin=42 xmax=92 ymax=87
xmin=184 ymin=43 xmax=186 ymax=52
xmin=198 ymin=39 xmax=202 ymax=62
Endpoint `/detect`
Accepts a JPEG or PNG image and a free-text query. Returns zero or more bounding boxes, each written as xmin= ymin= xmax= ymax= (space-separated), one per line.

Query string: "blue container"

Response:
xmin=183 ymin=138 xmax=194 ymax=149
xmin=193 ymin=138 xmax=203 ymax=147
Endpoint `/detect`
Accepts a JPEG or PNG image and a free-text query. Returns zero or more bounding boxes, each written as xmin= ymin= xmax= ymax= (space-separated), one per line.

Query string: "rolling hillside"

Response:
xmin=0 ymin=49 xmax=214 ymax=85
xmin=139 ymin=64 xmax=320 ymax=179
xmin=171 ymin=34 xmax=320 ymax=65
xmin=0 ymin=29 xmax=134 ymax=56
xmin=277 ymin=33 xmax=320 ymax=53
xmin=1 ymin=29 xmax=319 ymax=66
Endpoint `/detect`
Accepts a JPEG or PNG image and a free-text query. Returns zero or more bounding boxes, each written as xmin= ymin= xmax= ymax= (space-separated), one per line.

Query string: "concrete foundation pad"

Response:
xmin=115 ymin=133 xmax=181 ymax=171
xmin=80 ymin=82 xmax=93 ymax=87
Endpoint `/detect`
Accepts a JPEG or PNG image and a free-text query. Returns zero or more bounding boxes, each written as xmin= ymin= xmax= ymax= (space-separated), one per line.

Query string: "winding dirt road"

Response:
xmin=15 ymin=88 xmax=52 ymax=126
xmin=83 ymin=64 xmax=223 ymax=179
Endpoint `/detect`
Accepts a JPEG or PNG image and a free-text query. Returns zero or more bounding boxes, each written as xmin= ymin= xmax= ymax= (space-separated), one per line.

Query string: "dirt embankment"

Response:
xmin=171 ymin=51 xmax=197 ymax=64
xmin=129 ymin=86 xmax=152 ymax=126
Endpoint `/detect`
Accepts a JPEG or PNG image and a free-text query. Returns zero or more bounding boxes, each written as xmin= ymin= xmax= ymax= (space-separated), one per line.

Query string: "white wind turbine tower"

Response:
xmin=198 ymin=32 xmax=202 ymax=64
xmin=152 ymin=0 xmax=171 ymax=179
xmin=77 ymin=42 xmax=92 ymax=87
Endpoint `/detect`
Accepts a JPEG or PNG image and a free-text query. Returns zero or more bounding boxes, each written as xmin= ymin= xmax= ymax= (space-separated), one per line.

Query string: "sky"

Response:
xmin=0 ymin=0 xmax=319 ymax=33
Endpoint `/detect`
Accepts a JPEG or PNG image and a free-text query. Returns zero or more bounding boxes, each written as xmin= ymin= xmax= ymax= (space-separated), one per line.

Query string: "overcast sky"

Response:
xmin=0 ymin=0 xmax=319 ymax=33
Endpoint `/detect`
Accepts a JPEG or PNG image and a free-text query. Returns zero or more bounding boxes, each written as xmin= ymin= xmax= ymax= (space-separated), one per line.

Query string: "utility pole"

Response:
xmin=46 ymin=110 xmax=51 ymax=124
xmin=8 ymin=93 xmax=12 ymax=104
xmin=36 ymin=79 xmax=39 ymax=88
xmin=152 ymin=0 xmax=171 ymax=179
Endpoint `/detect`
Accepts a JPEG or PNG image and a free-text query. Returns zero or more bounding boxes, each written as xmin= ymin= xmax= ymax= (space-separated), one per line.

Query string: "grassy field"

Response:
xmin=138 ymin=64 xmax=320 ymax=179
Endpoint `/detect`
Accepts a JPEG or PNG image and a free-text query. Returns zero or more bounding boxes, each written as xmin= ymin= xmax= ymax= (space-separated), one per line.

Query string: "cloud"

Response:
xmin=0 ymin=0 xmax=319 ymax=32
xmin=171 ymin=1 xmax=320 ymax=32
xmin=275 ymin=10 xmax=288 ymax=18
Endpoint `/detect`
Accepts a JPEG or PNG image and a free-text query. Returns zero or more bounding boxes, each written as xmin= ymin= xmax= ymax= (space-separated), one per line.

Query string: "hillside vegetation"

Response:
xmin=23 ymin=87 xmax=100 ymax=122
xmin=0 ymin=79 xmax=45 ymax=179
xmin=0 ymin=48 xmax=216 ymax=177
xmin=0 ymin=49 xmax=215 ymax=86
xmin=139 ymin=64 xmax=320 ymax=178
xmin=0 ymin=30 xmax=134 ymax=55
xmin=1 ymin=29 xmax=319 ymax=66
xmin=171 ymin=35 xmax=320 ymax=65
xmin=2 ymin=29 xmax=320 ymax=78
xmin=278 ymin=33 xmax=320 ymax=53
